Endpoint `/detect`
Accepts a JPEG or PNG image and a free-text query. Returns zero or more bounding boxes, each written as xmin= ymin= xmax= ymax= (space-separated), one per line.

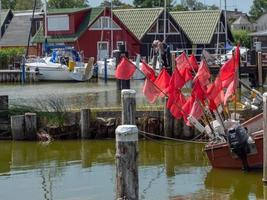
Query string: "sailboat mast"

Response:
xmin=110 ymin=0 xmax=113 ymax=57
xmin=163 ymin=0 xmax=167 ymax=42
xmin=224 ymin=0 xmax=228 ymax=44
xmin=44 ymin=0 xmax=47 ymax=39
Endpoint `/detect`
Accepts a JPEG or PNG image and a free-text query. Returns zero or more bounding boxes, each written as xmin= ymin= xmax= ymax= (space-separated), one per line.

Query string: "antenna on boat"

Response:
xmin=110 ymin=0 xmax=113 ymax=57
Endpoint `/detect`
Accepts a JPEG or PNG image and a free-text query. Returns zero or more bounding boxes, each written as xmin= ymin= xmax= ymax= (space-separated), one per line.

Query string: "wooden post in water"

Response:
xmin=263 ymin=93 xmax=267 ymax=183
xmin=121 ymin=89 xmax=136 ymax=125
xmin=80 ymin=108 xmax=92 ymax=139
xmin=11 ymin=115 xmax=25 ymax=140
xmin=115 ymin=125 xmax=139 ymax=200
xmin=24 ymin=113 xmax=37 ymax=140
xmin=164 ymin=97 xmax=174 ymax=137
xmin=258 ymin=52 xmax=263 ymax=87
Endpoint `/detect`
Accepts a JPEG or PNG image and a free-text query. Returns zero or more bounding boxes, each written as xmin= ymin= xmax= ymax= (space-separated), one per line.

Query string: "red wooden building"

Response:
xmin=32 ymin=7 xmax=140 ymax=60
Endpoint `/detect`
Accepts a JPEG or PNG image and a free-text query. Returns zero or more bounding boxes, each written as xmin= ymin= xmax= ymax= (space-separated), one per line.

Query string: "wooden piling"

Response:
xmin=24 ymin=113 xmax=37 ymax=140
xmin=0 ymin=96 xmax=9 ymax=133
xmin=164 ymin=97 xmax=174 ymax=137
xmin=80 ymin=108 xmax=92 ymax=139
xmin=11 ymin=115 xmax=25 ymax=140
xmin=121 ymin=89 xmax=136 ymax=125
xmin=258 ymin=52 xmax=263 ymax=86
xmin=115 ymin=125 xmax=139 ymax=200
xmin=263 ymin=93 xmax=267 ymax=183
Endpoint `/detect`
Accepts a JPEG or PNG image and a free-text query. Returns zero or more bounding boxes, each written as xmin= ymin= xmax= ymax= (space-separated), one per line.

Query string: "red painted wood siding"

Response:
xmin=77 ymin=29 xmax=140 ymax=60
xmin=46 ymin=10 xmax=88 ymax=36
xmin=77 ymin=8 xmax=140 ymax=61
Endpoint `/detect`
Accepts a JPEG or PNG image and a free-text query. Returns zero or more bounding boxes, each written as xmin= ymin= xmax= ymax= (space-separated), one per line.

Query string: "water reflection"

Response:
xmin=204 ymin=168 xmax=263 ymax=200
xmin=0 ymin=140 xmax=264 ymax=200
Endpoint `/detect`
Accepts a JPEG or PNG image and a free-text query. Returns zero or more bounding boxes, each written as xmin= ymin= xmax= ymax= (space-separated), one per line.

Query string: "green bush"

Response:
xmin=0 ymin=48 xmax=25 ymax=69
xmin=232 ymin=30 xmax=252 ymax=49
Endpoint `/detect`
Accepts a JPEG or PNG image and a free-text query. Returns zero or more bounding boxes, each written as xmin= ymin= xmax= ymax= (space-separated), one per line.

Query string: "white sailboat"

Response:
xmin=26 ymin=48 xmax=94 ymax=81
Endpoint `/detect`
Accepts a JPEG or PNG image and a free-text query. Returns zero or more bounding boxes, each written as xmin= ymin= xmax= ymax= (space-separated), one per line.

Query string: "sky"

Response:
xmin=88 ymin=0 xmax=254 ymax=13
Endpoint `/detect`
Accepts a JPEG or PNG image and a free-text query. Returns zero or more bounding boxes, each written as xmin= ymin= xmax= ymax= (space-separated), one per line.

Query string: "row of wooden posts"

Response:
xmin=0 ymin=70 xmax=38 ymax=83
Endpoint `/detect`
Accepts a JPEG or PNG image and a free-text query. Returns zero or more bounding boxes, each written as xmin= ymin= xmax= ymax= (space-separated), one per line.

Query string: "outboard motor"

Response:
xmin=227 ymin=126 xmax=250 ymax=171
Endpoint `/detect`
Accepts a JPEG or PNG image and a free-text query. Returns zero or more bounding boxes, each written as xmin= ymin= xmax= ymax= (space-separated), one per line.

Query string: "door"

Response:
xmin=97 ymin=42 xmax=109 ymax=60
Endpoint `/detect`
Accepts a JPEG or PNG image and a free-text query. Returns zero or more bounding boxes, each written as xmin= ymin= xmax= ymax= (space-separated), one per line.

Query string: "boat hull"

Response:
xmin=205 ymin=113 xmax=264 ymax=169
xmin=205 ymin=131 xmax=263 ymax=169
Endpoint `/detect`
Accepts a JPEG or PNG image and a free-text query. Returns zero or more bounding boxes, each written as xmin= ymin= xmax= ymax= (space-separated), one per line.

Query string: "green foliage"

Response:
xmin=0 ymin=48 xmax=25 ymax=69
xmin=99 ymin=0 xmax=133 ymax=9
xmin=2 ymin=0 xmax=42 ymax=9
xmin=232 ymin=30 xmax=252 ymax=49
xmin=133 ymin=0 xmax=174 ymax=8
xmin=10 ymin=96 xmax=70 ymax=127
xmin=14 ymin=0 xmax=42 ymax=10
xmin=1 ymin=0 xmax=16 ymax=9
xmin=181 ymin=0 xmax=219 ymax=10
xmin=47 ymin=0 xmax=89 ymax=8
xmin=249 ymin=0 xmax=267 ymax=21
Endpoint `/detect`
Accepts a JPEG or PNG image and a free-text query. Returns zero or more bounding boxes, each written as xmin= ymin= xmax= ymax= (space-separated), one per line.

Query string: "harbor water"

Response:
xmin=0 ymin=140 xmax=263 ymax=200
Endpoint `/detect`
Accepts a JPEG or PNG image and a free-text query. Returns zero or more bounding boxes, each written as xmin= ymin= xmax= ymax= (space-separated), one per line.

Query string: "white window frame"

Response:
xmin=97 ymin=41 xmax=109 ymax=60
xmin=90 ymin=16 xmax=121 ymax=30
xmin=147 ymin=19 xmax=179 ymax=35
xmin=47 ymin=15 xmax=70 ymax=31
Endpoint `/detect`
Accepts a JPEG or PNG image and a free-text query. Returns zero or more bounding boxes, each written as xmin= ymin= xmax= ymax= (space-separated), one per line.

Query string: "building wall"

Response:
xmin=140 ymin=13 xmax=191 ymax=60
xmin=255 ymin=14 xmax=267 ymax=32
xmin=77 ymin=29 xmax=140 ymax=61
xmin=77 ymin=8 xmax=140 ymax=61
xmin=46 ymin=10 xmax=88 ymax=36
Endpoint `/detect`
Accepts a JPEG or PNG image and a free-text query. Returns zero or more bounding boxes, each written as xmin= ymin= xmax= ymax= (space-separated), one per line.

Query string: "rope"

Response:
xmin=138 ymin=130 xmax=208 ymax=144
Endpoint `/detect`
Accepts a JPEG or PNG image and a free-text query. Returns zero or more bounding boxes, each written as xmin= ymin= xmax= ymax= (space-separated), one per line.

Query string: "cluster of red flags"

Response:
xmin=115 ymin=46 xmax=240 ymax=127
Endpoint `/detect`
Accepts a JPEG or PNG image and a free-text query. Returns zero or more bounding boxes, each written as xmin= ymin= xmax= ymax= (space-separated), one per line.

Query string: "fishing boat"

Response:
xmin=26 ymin=48 xmax=94 ymax=81
xmin=204 ymin=112 xmax=263 ymax=170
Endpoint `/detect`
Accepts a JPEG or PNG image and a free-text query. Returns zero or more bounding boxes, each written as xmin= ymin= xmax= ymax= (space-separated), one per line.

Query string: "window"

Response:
xmin=47 ymin=15 xmax=69 ymax=31
xmin=90 ymin=17 xmax=121 ymax=30
xmin=117 ymin=41 xmax=126 ymax=50
xmin=148 ymin=19 xmax=179 ymax=35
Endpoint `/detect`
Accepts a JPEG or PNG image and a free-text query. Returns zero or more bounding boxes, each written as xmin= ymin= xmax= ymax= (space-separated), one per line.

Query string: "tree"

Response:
xmin=47 ymin=0 xmax=89 ymax=9
xmin=232 ymin=30 xmax=251 ymax=49
xmin=133 ymin=0 xmax=174 ymax=8
xmin=249 ymin=0 xmax=267 ymax=21
xmin=99 ymin=0 xmax=133 ymax=9
xmin=1 ymin=0 xmax=16 ymax=9
xmin=180 ymin=0 xmax=218 ymax=10
xmin=14 ymin=0 xmax=42 ymax=10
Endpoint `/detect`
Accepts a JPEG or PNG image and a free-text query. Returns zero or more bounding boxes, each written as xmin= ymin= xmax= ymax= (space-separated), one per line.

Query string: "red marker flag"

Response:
xmin=115 ymin=57 xmax=136 ymax=80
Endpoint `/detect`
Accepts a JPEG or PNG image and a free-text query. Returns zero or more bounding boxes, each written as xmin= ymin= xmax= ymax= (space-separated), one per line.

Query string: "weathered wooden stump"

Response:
xmin=115 ymin=125 xmax=138 ymax=200
xmin=24 ymin=113 xmax=37 ymax=140
xmin=80 ymin=108 xmax=92 ymax=139
xmin=121 ymin=89 xmax=136 ymax=125
xmin=11 ymin=115 xmax=25 ymax=140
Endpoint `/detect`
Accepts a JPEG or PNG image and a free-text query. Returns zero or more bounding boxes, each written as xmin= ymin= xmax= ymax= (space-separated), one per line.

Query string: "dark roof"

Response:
xmin=32 ymin=7 xmax=103 ymax=43
xmin=47 ymin=7 xmax=90 ymax=15
xmin=0 ymin=14 xmax=32 ymax=46
xmin=170 ymin=10 xmax=222 ymax=44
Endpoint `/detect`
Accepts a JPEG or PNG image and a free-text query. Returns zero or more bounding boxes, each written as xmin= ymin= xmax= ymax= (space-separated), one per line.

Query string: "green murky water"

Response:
xmin=0 ymin=140 xmax=263 ymax=200
xmin=0 ymin=80 xmax=152 ymax=109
